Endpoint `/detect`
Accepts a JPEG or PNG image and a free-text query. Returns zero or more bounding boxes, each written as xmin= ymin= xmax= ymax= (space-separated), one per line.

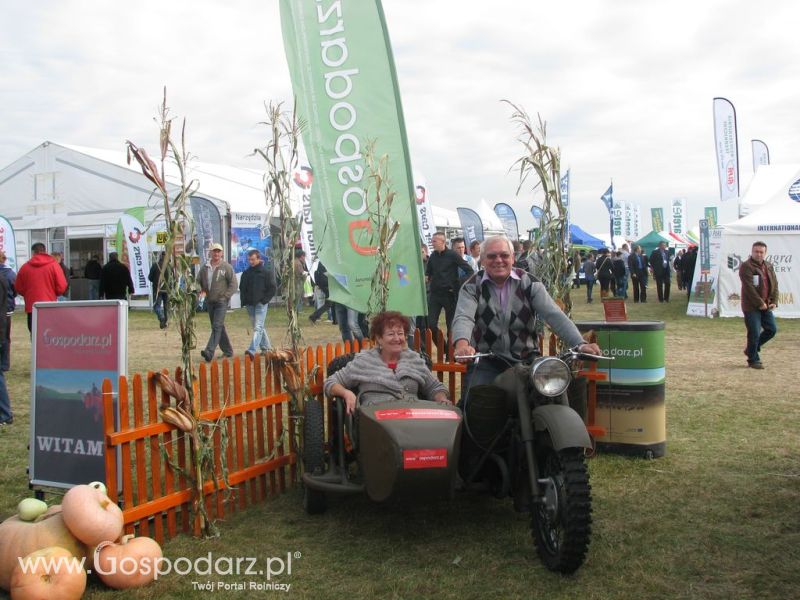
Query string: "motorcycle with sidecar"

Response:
xmin=301 ymin=348 xmax=608 ymax=574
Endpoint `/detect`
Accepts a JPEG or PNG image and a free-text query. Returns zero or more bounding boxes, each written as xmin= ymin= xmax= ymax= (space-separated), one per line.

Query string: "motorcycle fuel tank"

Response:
xmin=358 ymin=400 xmax=462 ymax=502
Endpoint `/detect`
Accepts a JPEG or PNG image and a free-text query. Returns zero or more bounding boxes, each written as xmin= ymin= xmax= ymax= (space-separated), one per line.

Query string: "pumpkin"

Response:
xmin=61 ymin=484 xmax=124 ymax=546
xmin=0 ymin=507 xmax=86 ymax=591
xmin=94 ymin=534 xmax=163 ymax=589
xmin=10 ymin=546 xmax=86 ymax=600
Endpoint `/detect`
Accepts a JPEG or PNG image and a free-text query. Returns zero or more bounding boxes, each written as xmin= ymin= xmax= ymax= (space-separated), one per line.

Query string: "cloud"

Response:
xmin=1 ymin=0 xmax=799 ymax=235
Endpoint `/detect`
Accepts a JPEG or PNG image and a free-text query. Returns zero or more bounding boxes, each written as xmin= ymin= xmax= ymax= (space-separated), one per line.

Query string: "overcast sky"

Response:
xmin=2 ymin=0 xmax=798 ymax=234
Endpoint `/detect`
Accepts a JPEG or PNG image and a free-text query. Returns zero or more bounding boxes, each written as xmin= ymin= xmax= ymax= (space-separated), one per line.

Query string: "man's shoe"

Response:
xmin=748 ymin=362 xmax=764 ymax=369
xmin=159 ymin=320 xmax=167 ymax=330
xmin=0 ymin=417 xmax=13 ymax=426
xmin=244 ymin=350 xmax=255 ymax=360
xmin=200 ymin=350 xmax=212 ymax=362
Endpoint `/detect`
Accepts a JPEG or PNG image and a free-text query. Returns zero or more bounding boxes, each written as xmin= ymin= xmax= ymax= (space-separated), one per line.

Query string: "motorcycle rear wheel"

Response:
xmin=530 ymin=445 xmax=592 ymax=574
xmin=302 ymin=398 xmax=327 ymax=514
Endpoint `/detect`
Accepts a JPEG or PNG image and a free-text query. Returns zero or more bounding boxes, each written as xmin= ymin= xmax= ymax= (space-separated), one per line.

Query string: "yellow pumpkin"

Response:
xmin=10 ymin=546 xmax=86 ymax=600
xmin=61 ymin=484 xmax=124 ymax=546
xmin=94 ymin=534 xmax=163 ymax=589
xmin=0 ymin=507 xmax=86 ymax=591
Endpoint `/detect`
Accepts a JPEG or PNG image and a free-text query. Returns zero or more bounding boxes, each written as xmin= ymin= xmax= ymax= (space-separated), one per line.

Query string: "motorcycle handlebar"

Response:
xmin=567 ymin=347 xmax=614 ymax=362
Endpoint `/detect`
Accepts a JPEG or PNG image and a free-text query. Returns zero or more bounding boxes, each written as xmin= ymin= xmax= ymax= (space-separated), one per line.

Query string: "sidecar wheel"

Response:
xmin=302 ymin=398 xmax=327 ymax=514
xmin=530 ymin=446 xmax=592 ymax=574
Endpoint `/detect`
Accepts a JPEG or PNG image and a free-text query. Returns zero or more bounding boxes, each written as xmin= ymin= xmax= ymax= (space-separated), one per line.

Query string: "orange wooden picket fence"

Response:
xmin=101 ymin=329 xmax=603 ymax=546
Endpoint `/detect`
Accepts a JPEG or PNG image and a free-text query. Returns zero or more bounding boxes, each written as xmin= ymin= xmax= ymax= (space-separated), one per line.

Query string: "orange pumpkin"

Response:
xmin=61 ymin=484 xmax=124 ymax=546
xmin=10 ymin=546 xmax=86 ymax=600
xmin=94 ymin=534 xmax=163 ymax=589
xmin=0 ymin=507 xmax=86 ymax=591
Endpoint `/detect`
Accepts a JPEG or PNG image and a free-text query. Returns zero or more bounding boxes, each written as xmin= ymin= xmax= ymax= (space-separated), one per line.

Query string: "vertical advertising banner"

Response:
xmin=560 ymin=169 xmax=570 ymax=232
xmin=280 ymin=0 xmax=426 ymax=315
xmin=623 ymin=201 xmax=632 ymax=239
xmin=0 ymin=215 xmax=17 ymax=270
xmin=651 ymin=207 xmax=664 ymax=232
xmin=633 ymin=204 xmax=640 ymax=239
xmin=670 ymin=198 xmax=686 ymax=236
xmin=687 ymin=227 xmax=723 ymax=318
xmin=751 ymin=139 xmax=770 ymax=172
xmin=119 ymin=213 xmax=151 ymax=295
xmin=414 ymin=173 xmax=436 ymax=251
xmin=612 ymin=200 xmax=623 ymax=237
xmin=456 ymin=208 xmax=484 ymax=248
xmin=704 ymin=206 xmax=718 ymax=228
xmin=713 ymin=97 xmax=740 ymax=202
xmin=289 ymin=156 xmax=318 ymax=272
xmin=493 ymin=203 xmax=519 ymax=241
xmin=190 ymin=196 xmax=223 ymax=259
xmin=530 ymin=205 xmax=544 ymax=227
xmin=231 ymin=212 xmax=272 ymax=273
xmin=30 ymin=302 xmax=126 ymax=488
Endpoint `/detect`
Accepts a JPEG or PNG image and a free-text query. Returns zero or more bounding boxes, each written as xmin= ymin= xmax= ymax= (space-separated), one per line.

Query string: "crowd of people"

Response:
xmin=0 ymin=233 xmax=779 ymax=427
xmin=573 ymin=241 xmax=700 ymax=304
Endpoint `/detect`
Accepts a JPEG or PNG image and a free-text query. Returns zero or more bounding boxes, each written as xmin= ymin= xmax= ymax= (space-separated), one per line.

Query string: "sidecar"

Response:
xmin=301 ymin=353 xmax=463 ymax=514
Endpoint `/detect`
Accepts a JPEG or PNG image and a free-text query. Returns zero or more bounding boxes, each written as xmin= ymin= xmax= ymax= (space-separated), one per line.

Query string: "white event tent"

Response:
xmin=717 ymin=165 xmax=800 ymax=318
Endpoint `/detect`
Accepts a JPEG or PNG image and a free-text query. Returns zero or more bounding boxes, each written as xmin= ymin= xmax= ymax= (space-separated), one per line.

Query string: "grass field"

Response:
xmin=1 ymin=293 xmax=798 ymax=599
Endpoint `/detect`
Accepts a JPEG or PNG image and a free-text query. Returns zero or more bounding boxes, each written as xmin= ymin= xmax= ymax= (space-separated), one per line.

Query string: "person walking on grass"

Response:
xmin=198 ymin=243 xmax=237 ymax=362
xmin=649 ymin=241 xmax=671 ymax=302
xmin=239 ymin=249 xmax=277 ymax=358
xmin=582 ymin=253 xmax=596 ymax=303
xmin=628 ymin=245 xmax=648 ymax=303
xmin=426 ymin=232 xmax=474 ymax=348
xmin=100 ymin=252 xmax=134 ymax=300
xmin=739 ymin=241 xmax=779 ymax=370
xmin=0 ymin=275 xmax=12 ymax=425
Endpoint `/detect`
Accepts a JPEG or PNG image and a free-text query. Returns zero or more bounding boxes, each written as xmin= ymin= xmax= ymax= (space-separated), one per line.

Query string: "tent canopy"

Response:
xmin=569 ymin=224 xmax=605 ymax=249
xmin=717 ymin=167 xmax=800 ymax=318
xmin=634 ymin=230 xmax=672 ymax=255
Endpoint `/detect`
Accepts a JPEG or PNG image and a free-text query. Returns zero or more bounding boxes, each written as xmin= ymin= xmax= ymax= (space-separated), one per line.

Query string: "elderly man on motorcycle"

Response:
xmin=452 ymin=235 xmax=602 ymax=402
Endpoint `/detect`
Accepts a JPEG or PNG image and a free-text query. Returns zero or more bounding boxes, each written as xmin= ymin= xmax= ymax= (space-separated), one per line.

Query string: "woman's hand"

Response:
xmin=342 ymin=390 xmax=358 ymax=415
xmin=433 ymin=392 xmax=452 ymax=405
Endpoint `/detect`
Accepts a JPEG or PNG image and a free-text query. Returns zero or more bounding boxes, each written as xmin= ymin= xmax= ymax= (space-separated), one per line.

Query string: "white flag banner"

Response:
xmin=633 ymin=204 xmax=640 ymax=239
xmin=713 ymin=97 xmax=739 ymax=201
xmin=414 ymin=171 xmax=436 ymax=251
xmin=612 ymin=199 xmax=623 ymax=237
xmin=623 ymin=201 xmax=632 ymax=238
xmin=670 ymin=198 xmax=687 ymax=236
xmin=0 ymin=215 xmax=18 ymax=271
xmin=751 ymin=139 xmax=770 ymax=172
xmin=287 ymin=143 xmax=317 ymax=272
xmin=119 ymin=214 xmax=151 ymax=295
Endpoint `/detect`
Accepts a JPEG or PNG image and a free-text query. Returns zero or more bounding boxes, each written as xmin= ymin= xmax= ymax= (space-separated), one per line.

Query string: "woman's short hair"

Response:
xmin=370 ymin=311 xmax=410 ymax=340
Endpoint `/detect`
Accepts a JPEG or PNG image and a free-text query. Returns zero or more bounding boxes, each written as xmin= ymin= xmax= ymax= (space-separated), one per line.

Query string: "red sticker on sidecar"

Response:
xmin=374 ymin=408 xmax=459 ymax=420
xmin=403 ymin=448 xmax=448 ymax=469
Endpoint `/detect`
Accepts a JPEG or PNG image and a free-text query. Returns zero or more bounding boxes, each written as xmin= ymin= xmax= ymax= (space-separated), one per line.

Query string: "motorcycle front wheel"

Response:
xmin=530 ymin=445 xmax=592 ymax=574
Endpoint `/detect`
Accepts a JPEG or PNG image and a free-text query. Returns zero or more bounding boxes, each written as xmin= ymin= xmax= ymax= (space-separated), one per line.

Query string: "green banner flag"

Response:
xmin=651 ymin=207 xmax=664 ymax=232
xmin=704 ymin=206 xmax=718 ymax=228
xmin=280 ymin=0 xmax=426 ymax=315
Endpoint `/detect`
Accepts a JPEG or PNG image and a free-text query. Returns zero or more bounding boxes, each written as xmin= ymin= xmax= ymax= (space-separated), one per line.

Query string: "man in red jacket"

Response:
xmin=15 ymin=243 xmax=68 ymax=334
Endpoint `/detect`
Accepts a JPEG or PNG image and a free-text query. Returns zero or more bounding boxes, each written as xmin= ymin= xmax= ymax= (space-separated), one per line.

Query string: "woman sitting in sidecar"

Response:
xmin=324 ymin=311 xmax=452 ymax=412
xmin=302 ymin=311 xmax=462 ymax=513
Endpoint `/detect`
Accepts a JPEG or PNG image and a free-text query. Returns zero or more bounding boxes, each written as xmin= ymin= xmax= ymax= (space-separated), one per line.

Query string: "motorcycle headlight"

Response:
xmin=530 ymin=357 xmax=571 ymax=397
